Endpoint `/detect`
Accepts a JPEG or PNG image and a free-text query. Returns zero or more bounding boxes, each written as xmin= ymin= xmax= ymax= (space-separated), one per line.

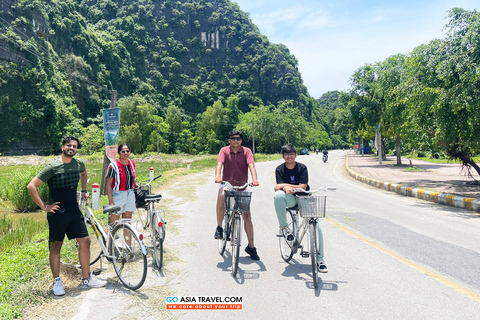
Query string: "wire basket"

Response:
xmin=297 ymin=195 xmax=327 ymax=218
xmin=224 ymin=190 xmax=252 ymax=213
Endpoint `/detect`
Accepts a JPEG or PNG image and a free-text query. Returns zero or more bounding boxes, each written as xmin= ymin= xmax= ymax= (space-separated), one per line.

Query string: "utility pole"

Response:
xmin=101 ymin=90 xmax=117 ymax=195
xmin=251 ymin=123 xmax=255 ymax=160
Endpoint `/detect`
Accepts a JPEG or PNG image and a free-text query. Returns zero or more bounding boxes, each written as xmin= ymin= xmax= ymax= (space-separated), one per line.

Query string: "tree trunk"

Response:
xmin=409 ymin=149 xmax=414 ymax=167
xmin=395 ymin=134 xmax=402 ymax=165
xmin=381 ymin=137 xmax=386 ymax=161
xmin=458 ymin=153 xmax=480 ymax=180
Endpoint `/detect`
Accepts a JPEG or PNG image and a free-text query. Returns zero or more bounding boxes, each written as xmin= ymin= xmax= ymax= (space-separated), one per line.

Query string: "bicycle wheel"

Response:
xmin=310 ymin=221 xmax=319 ymax=289
xmin=218 ymin=211 xmax=229 ymax=255
xmin=230 ymin=214 xmax=242 ymax=277
xmin=151 ymin=211 xmax=164 ymax=271
xmin=279 ymin=209 xmax=296 ymax=262
xmin=110 ymin=223 xmax=147 ymax=290
xmin=86 ymin=218 xmax=105 ymax=265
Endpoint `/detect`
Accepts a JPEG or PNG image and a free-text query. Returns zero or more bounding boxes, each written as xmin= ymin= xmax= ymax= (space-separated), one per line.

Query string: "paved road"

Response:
xmin=162 ymin=150 xmax=480 ymax=319
xmin=28 ymin=150 xmax=480 ymax=319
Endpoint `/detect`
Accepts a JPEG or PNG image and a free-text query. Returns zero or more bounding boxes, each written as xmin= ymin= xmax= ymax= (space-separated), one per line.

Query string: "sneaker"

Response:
xmin=317 ymin=260 xmax=328 ymax=273
xmin=281 ymin=227 xmax=294 ymax=242
xmin=80 ymin=272 xmax=107 ymax=289
xmin=245 ymin=246 xmax=260 ymax=260
xmin=214 ymin=226 xmax=223 ymax=239
xmin=52 ymin=277 xmax=65 ymax=296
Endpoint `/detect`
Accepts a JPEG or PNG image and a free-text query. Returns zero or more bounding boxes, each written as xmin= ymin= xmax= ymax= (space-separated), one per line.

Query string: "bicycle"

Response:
xmin=82 ymin=199 xmax=148 ymax=290
xmin=217 ymin=181 xmax=252 ymax=277
xmin=136 ymin=174 xmax=166 ymax=271
xmin=277 ymin=187 xmax=336 ymax=288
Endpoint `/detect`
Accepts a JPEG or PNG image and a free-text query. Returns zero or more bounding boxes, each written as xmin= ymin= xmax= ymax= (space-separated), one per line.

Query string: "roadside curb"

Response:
xmin=345 ymin=154 xmax=480 ymax=212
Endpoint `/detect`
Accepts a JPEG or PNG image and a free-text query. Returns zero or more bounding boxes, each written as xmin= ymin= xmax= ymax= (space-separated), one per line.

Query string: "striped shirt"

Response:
xmin=107 ymin=159 xmax=136 ymax=191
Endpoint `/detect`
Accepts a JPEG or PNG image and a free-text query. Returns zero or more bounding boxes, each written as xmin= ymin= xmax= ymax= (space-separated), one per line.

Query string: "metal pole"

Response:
xmin=101 ymin=90 xmax=118 ymax=195
xmin=252 ymin=123 xmax=255 ymax=160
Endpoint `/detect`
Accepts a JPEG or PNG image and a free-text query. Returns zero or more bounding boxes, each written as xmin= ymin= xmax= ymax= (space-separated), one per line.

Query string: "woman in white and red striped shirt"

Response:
xmin=106 ymin=143 xmax=138 ymax=225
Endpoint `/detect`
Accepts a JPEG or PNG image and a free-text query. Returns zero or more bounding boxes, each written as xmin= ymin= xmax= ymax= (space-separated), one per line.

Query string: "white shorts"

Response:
xmin=112 ymin=189 xmax=136 ymax=213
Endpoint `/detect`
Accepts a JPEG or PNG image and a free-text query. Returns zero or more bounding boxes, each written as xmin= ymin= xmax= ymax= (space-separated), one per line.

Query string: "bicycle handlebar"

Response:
xmin=292 ymin=187 xmax=336 ymax=194
xmin=139 ymin=174 xmax=162 ymax=187
xmin=220 ymin=181 xmax=253 ymax=190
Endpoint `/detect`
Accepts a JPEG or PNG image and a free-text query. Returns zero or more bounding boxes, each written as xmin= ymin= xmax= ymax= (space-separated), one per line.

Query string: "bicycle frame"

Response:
xmin=219 ymin=181 xmax=252 ymax=277
xmin=84 ymin=204 xmax=147 ymax=261
xmin=289 ymin=209 xmax=317 ymax=255
xmin=136 ymin=175 xmax=165 ymax=270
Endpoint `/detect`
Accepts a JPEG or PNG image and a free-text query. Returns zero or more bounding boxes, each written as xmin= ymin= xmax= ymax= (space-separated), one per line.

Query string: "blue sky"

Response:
xmin=232 ymin=0 xmax=480 ymax=98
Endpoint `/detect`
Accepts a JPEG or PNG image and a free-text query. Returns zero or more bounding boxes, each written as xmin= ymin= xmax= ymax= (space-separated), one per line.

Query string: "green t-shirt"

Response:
xmin=37 ymin=158 xmax=86 ymax=205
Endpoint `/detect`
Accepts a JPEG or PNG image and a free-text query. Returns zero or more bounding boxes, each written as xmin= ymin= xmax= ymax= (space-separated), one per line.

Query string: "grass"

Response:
xmin=387 ymin=153 xmax=480 ymax=164
xmin=402 ymin=166 xmax=427 ymax=172
xmin=0 ymin=215 xmax=48 ymax=252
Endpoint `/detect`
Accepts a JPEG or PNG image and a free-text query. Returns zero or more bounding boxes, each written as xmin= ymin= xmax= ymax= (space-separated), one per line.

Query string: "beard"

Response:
xmin=62 ymin=148 xmax=76 ymax=157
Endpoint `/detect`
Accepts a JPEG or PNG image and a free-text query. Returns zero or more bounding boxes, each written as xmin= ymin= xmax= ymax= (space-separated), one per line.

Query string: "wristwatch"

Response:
xmin=81 ymin=189 xmax=88 ymax=193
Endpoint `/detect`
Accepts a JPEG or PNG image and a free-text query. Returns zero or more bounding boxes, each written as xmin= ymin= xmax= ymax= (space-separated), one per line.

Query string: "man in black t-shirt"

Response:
xmin=27 ymin=136 xmax=106 ymax=296
xmin=273 ymin=144 xmax=328 ymax=273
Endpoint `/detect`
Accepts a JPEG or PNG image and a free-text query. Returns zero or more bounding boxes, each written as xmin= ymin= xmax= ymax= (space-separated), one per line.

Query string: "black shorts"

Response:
xmin=47 ymin=208 xmax=88 ymax=243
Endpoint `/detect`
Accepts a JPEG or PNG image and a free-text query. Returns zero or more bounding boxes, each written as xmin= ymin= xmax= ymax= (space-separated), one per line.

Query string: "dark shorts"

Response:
xmin=47 ymin=209 xmax=88 ymax=243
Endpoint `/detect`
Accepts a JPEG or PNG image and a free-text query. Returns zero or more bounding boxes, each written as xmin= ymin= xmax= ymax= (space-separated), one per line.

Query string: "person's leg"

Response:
xmin=216 ymin=188 xmax=225 ymax=227
xmin=243 ymin=211 xmax=254 ymax=247
xmin=76 ymin=236 xmax=91 ymax=279
xmin=242 ymin=211 xmax=260 ymax=260
xmin=47 ymin=213 xmax=68 ymax=279
xmin=121 ymin=211 xmax=133 ymax=246
xmin=273 ymin=191 xmax=297 ymax=228
xmin=49 ymin=241 xmax=63 ymax=278
xmin=316 ymin=222 xmax=325 ymax=260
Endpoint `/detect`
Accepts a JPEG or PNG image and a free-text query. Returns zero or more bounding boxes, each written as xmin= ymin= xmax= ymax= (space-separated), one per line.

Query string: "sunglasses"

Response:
xmin=229 ymin=137 xmax=242 ymax=141
xmin=120 ymin=150 xmax=131 ymax=154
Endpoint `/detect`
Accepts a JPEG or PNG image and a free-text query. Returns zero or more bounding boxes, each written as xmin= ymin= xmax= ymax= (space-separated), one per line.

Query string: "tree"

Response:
xmin=374 ymin=54 xmax=407 ymax=165
xmin=118 ymin=95 xmax=159 ymax=153
xmin=195 ymin=100 xmax=229 ymax=153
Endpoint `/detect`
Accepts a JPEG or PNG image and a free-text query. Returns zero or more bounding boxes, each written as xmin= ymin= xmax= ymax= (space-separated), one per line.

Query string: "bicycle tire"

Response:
xmin=310 ymin=221 xmax=319 ymax=289
xmin=110 ymin=223 xmax=147 ymax=290
xmin=279 ymin=209 xmax=296 ymax=262
xmin=218 ymin=211 xmax=229 ymax=256
xmin=230 ymin=214 xmax=241 ymax=277
xmin=152 ymin=211 xmax=164 ymax=271
xmin=86 ymin=218 xmax=105 ymax=265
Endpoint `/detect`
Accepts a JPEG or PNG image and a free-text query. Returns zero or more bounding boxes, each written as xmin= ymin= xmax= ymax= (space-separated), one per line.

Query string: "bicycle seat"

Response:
xmin=145 ymin=194 xmax=162 ymax=201
xmin=287 ymin=204 xmax=299 ymax=210
xmin=103 ymin=205 xmax=121 ymax=213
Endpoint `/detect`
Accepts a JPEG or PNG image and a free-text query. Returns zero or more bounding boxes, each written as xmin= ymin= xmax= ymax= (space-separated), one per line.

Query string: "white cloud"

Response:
xmin=234 ymin=0 xmax=478 ymax=97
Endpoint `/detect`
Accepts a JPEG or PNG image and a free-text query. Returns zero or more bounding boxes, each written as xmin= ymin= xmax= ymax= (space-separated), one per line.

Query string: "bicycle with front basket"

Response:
xmin=136 ymin=174 xmax=167 ymax=271
xmin=218 ymin=181 xmax=252 ymax=277
xmin=82 ymin=198 xmax=148 ymax=290
xmin=277 ymin=187 xmax=336 ymax=288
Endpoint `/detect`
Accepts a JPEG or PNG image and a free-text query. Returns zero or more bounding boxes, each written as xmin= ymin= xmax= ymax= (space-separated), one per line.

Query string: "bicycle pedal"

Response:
xmin=301 ymin=251 xmax=309 ymax=258
xmin=92 ymin=268 xmax=102 ymax=276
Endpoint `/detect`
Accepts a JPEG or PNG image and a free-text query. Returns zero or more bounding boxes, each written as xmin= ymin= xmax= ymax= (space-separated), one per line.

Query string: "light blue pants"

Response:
xmin=274 ymin=190 xmax=325 ymax=259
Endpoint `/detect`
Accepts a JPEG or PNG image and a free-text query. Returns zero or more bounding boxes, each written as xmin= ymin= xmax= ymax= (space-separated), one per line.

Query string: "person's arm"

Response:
xmin=80 ymin=170 xmax=89 ymax=200
xmin=274 ymin=164 xmax=308 ymax=194
xmin=106 ymin=177 xmax=114 ymax=205
xmin=276 ymin=183 xmax=308 ymax=194
xmin=27 ymin=177 xmax=60 ymax=213
xmin=215 ymin=162 xmax=223 ymax=183
xmin=248 ymin=163 xmax=259 ymax=186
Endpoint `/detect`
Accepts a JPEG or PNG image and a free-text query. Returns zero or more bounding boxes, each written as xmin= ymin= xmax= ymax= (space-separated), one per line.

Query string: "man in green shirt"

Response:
xmin=27 ymin=136 xmax=106 ymax=296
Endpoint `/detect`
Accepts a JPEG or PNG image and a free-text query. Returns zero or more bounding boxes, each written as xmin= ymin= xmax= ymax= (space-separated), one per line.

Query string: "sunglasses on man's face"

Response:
xmin=120 ymin=150 xmax=131 ymax=154
xmin=229 ymin=137 xmax=242 ymax=141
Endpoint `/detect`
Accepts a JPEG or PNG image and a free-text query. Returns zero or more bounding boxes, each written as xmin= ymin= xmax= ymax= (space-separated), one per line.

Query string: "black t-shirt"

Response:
xmin=275 ymin=162 xmax=309 ymax=195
